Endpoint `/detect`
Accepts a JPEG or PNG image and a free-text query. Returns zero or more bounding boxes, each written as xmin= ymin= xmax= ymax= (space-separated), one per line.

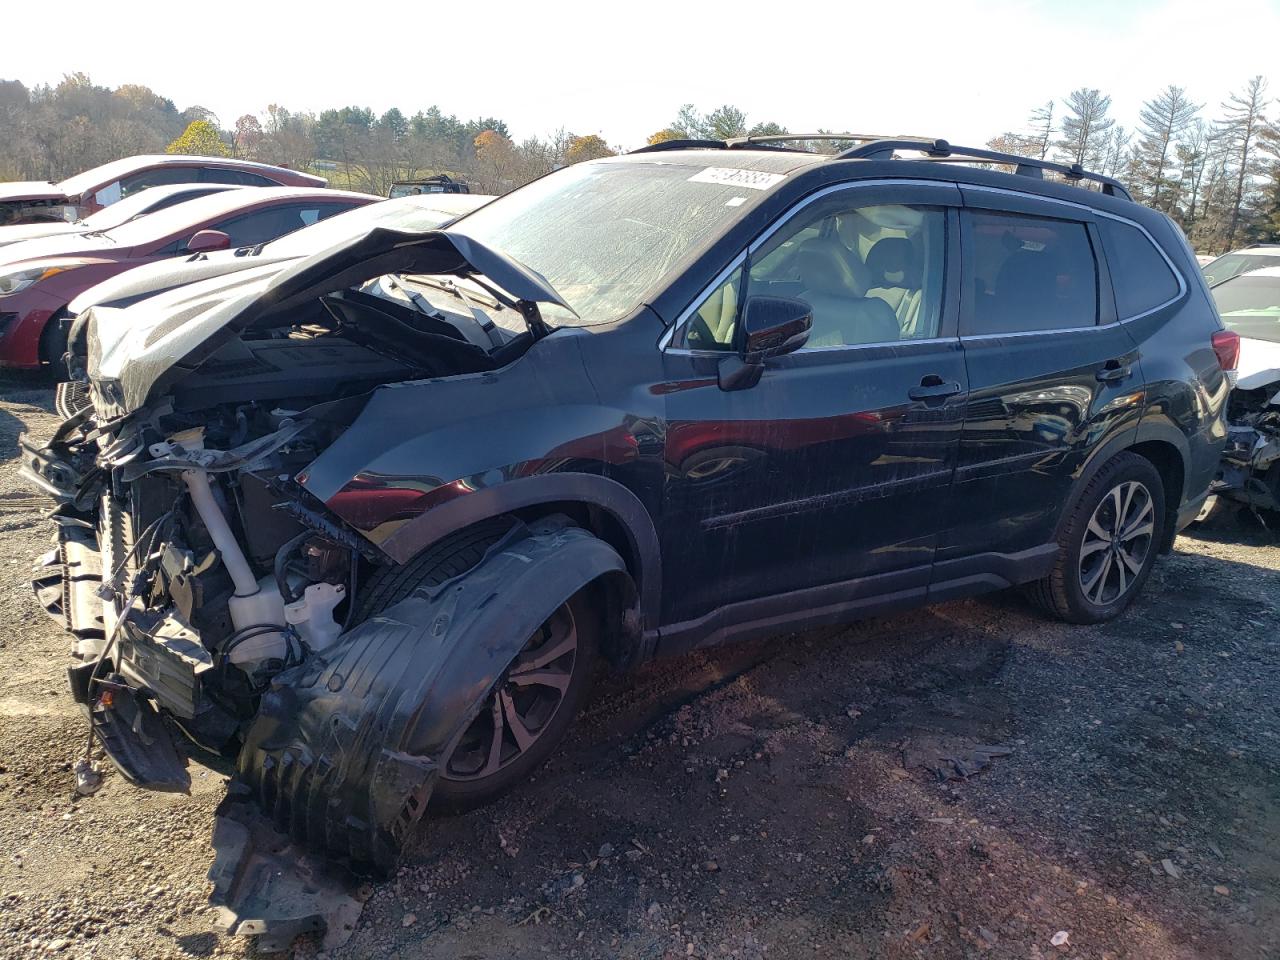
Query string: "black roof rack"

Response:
xmin=837 ymin=138 xmax=1132 ymax=200
xmin=629 ymin=138 xmax=728 ymax=154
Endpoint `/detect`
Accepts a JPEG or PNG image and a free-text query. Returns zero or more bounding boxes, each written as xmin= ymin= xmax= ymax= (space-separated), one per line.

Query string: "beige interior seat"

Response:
xmin=865 ymin=237 xmax=926 ymax=336
xmin=796 ymin=239 xmax=899 ymax=346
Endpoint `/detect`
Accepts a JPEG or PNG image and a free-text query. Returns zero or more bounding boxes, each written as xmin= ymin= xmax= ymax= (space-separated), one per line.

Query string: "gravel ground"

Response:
xmin=0 ymin=374 xmax=1276 ymax=960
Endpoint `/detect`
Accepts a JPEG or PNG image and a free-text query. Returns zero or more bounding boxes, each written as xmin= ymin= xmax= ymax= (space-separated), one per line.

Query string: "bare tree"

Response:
xmin=1056 ymin=88 xmax=1115 ymax=169
xmin=1028 ymin=100 xmax=1055 ymax=160
xmin=1219 ymin=75 xmax=1272 ymax=248
xmin=1133 ymin=85 xmax=1200 ymax=209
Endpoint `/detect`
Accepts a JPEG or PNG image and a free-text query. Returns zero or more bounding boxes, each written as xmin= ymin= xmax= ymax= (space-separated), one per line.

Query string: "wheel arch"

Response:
xmin=378 ymin=472 xmax=661 ymax=654
xmin=1055 ymin=423 xmax=1189 ymax=553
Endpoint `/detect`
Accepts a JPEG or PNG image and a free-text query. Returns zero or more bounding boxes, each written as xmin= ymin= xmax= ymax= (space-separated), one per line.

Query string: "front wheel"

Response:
xmin=434 ymin=591 xmax=598 ymax=809
xmin=1027 ymin=452 xmax=1165 ymax=624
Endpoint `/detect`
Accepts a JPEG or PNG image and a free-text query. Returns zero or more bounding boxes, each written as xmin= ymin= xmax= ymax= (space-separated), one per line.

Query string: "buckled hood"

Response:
xmin=86 ymin=228 xmax=572 ymax=416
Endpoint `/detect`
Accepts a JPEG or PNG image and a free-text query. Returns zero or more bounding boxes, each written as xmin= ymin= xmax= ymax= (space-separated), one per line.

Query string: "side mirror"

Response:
xmin=741 ymin=295 xmax=812 ymax=361
xmin=719 ymin=295 xmax=812 ymax=391
xmin=186 ymin=229 xmax=231 ymax=254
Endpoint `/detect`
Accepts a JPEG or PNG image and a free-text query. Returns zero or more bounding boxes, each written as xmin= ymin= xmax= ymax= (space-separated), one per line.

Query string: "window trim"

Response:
xmin=661 ymin=178 xmax=962 ymax=356
xmin=959 ymin=184 xmax=1188 ymax=325
xmin=957 ymin=206 xmax=1105 ymax=339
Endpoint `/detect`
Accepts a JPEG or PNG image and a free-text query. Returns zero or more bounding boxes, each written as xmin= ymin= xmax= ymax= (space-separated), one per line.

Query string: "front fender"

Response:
xmin=234 ymin=520 xmax=627 ymax=874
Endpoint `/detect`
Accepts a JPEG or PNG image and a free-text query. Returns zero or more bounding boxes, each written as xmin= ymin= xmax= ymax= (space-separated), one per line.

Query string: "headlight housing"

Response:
xmin=0 ymin=265 xmax=69 ymax=297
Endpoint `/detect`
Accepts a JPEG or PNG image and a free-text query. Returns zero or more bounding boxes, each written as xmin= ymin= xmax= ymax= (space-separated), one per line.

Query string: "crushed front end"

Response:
xmin=1214 ymin=372 xmax=1280 ymax=513
xmin=22 ymin=398 xmax=363 ymax=792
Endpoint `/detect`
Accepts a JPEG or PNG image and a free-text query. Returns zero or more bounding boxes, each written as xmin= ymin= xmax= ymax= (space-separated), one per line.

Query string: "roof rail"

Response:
xmin=724 ymin=132 xmax=934 ymax=150
xmin=629 ymin=139 xmax=727 ymax=154
xmin=838 ymin=138 xmax=1132 ymax=200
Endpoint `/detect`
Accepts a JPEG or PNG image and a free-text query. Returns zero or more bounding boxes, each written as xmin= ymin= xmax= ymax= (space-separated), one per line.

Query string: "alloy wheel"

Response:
xmin=1077 ymin=479 xmax=1155 ymax=607
xmin=442 ymin=604 xmax=578 ymax=782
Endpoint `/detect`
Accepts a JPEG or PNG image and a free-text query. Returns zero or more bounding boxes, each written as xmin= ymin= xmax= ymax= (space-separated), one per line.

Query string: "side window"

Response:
xmin=678 ymin=200 xmax=948 ymax=351
xmin=1098 ymin=218 xmax=1181 ymax=317
xmin=145 ymin=187 xmax=219 ymax=213
xmin=211 ymin=203 xmax=346 ymax=248
xmin=119 ymin=166 xmax=198 ymax=198
xmin=964 ymin=211 xmax=1098 ymax=335
xmin=199 ymin=168 xmax=279 ymax=186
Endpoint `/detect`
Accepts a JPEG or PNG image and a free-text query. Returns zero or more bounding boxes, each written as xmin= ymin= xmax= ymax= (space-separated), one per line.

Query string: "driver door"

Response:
xmin=658 ymin=182 xmax=966 ymax=637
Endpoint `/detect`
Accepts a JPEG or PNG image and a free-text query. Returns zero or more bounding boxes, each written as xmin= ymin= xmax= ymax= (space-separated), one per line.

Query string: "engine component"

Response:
xmin=284 ymin=581 xmax=346 ymax=653
xmin=117 ymin=610 xmax=213 ymax=719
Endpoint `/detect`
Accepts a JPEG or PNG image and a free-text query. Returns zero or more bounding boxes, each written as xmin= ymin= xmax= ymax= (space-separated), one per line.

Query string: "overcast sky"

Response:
xmin=6 ymin=0 xmax=1278 ymax=148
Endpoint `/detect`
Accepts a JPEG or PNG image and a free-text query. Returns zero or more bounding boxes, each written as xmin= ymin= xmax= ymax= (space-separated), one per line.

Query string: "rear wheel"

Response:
xmin=1027 ymin=452 xmax=1165 ymax=624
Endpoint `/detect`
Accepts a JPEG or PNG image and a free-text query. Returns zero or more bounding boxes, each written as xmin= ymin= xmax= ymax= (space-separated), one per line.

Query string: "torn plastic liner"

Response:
xmin=209 ymin=519 xmax=628 ymax=945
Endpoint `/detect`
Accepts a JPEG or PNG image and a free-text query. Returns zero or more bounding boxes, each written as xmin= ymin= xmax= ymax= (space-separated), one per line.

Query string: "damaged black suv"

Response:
xmin=23 ymin=136 xmax=1231 ymax=943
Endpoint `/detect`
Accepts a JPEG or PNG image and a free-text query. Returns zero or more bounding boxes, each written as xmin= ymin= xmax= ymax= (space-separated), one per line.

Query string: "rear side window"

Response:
xmin=200 ymin=168 xmax=278 ymax=186
xmin=964 ymin=211 xmax=1098 ymax=335
xmin=1098 ymin=219 xmax=1181 ymax=317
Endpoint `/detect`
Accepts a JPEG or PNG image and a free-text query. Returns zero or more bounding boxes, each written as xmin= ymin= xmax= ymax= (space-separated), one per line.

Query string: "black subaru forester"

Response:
xmin=24 ymin=136 xmax=1234 ymax=943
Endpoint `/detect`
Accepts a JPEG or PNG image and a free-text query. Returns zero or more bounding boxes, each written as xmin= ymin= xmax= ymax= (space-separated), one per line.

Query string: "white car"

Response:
xmin=1210 ymin=265 xmax=1280 ymax=512
xmin=1200 ymin=244 xmax=1280 ymax=288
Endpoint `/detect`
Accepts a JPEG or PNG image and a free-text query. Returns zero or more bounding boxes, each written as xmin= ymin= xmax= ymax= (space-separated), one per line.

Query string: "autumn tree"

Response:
xmin=647 ymin=128 xmax=683 ymax=145
xmin=233 ymin=114 xmax=263 ymax=158
xmin=565 ymin=134 xmax=614 ymax=164
xmin=166 ymin=119 xmax=229 ymax=157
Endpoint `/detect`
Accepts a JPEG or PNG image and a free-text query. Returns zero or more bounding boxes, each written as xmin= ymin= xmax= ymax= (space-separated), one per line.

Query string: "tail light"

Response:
xmin=1211 ymin=329 xmax=1240 ymax=373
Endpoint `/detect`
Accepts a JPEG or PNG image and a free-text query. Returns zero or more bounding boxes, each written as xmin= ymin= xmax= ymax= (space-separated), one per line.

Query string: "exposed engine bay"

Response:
xmin=29 ymin=283 xmax=500 ymax=776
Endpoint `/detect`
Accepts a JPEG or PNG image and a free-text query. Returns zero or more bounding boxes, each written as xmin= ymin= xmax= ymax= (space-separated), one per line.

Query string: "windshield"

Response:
xmin=1202 ymin=252 xmax=1280 ymax=286
xmin=261 ymin=195 xmax=480 ymax=258
xmin=445 ymin=160 xmax=776 ymax=325
xmin=1214 ymin=273 xmax=1280 ymax=344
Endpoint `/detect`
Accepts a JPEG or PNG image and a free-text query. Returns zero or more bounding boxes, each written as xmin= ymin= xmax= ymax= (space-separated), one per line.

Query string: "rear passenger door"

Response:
xmin=934 ymin=190 xmax=1143 ymax=585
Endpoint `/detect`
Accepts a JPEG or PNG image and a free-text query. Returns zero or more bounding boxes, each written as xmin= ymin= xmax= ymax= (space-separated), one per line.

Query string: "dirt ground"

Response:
xmin=0 ymin=374 xmax=1277 ymax=960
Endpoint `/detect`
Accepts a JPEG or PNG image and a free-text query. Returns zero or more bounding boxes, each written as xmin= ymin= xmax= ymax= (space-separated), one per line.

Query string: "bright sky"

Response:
xmin=6 ymin=0 xmax=1279 ymax=149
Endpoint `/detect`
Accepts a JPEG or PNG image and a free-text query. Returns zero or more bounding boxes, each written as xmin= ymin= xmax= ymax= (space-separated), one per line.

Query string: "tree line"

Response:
xmin=1 ymin=73 xmax=1277 ymax=252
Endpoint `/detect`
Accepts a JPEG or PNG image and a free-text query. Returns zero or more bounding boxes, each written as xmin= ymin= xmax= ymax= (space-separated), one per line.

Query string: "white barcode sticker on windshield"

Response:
xmin=688 ymin=167 xmax=785 ymax=191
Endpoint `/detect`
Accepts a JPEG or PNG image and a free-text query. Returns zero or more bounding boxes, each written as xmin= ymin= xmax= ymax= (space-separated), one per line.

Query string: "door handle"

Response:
xmin=908 ymin=375 xmax=963 ymax=402
xmin=1096 ymin=360 xmax=1133 ymax=383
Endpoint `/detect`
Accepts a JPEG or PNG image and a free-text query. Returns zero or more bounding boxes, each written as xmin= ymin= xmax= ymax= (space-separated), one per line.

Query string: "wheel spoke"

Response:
xmin=500 ymin=689 xmax=535 ymax=751
xmin=1118 ymin=545 xmax=1144 ymax=575
xmin=509 ymin=668 xmax=572 ymax=693
xmin=512 ymin=630 xmax=576 ymax=674
xmin=1083 ymin=552 xmax=1112 ymax=603
xmin=1115 ymin=553 xmax=1129 ymax=595
xmin=1087 ymin=517 xmax=1113 ymax=543
xmin=480 ymin=697 xmax=505 ymax=777
xmin=1106 ymin=487 xmax=1124 ymax=533
xmin=1120 ymin=521 xmax=1154 ymax=543
xmin=1080 ymin=537 xmax=1110 ymax=558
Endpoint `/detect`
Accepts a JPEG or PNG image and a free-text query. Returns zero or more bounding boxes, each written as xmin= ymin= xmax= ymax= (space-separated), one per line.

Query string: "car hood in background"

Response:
xmin=0 ymin=230 xmax=118 ymax=266
xmin=0 ymin=181 xmax=66 ymax=203
xmin=0 ymin=220 xmax=82 ymax=248
xmin=87 ymin=228 xmax=570 ymax=416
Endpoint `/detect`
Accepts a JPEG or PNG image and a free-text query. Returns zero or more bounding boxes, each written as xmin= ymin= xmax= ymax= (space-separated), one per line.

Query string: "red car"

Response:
xmin=0 ymin=186 xmax=375 ymax=369
xmin=0 ymin=154 xmax=328 ymax=227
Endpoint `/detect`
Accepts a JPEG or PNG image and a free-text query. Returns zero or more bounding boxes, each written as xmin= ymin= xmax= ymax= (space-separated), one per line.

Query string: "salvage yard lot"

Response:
xmin=0 ymin=376 xmax=1276 ymax=960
